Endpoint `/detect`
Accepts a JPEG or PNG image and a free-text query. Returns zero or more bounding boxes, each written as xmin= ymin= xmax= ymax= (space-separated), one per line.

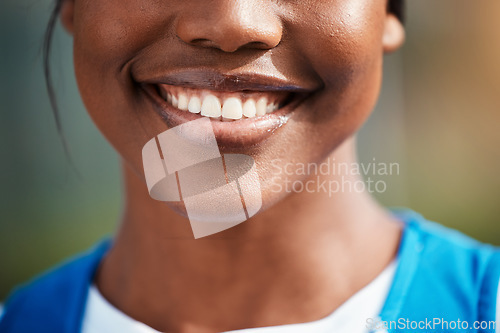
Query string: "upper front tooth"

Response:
xmin=222 ymin=97 xmax=243 ymax=120
xmin=171 ymin=95 xmax=179 ymax=108
xmin=178 ymin=94 xmax=189 ymax=111
xmin=201 ymin=95 xmax=222 ymax=118
xmin=256 ymin=97 xmax=267 ymax=116
xmin=242 ymin=99 xmax=257 ymax=118
xmin=188 ymin=96 xmax=201 ymax=113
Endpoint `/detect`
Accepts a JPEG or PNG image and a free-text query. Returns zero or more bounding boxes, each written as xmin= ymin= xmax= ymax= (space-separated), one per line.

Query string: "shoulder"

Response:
xmin=0 ymin=239 xmax=111 ymax=333
xmin=406 ymin=210 xmax=500 ymax=271
xmin=391 ymin=209 xmax=500 ymax=321
xmin=395 ymin=208 xmax=499 ymax=263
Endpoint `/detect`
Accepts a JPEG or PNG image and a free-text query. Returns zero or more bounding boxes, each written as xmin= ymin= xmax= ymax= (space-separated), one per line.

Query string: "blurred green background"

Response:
xmin=1 ymin=0 xmax=499 ymax=300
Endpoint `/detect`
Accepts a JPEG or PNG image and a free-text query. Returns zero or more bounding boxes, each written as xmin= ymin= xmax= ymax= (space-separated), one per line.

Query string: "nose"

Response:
xmin=175 ymin=1 xmax=283 ymax=53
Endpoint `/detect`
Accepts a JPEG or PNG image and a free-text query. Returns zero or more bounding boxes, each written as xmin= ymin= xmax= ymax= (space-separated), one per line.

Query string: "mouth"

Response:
xmin=139 ymin=70 xmax=317 ymax=149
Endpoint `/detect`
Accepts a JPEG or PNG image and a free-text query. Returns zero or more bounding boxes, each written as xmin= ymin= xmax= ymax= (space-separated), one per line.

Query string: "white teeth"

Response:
xmin=178 ymin=94 xmax=189 ymax=111
xmin=266 ymin=103 xmax=274 ymax=114
xmin=188 ymin=96 xmax=201 ymax=113
xmin=256 ymin=97 xmax=268 ymax=116
xmin=222 ymin=97 xmax=243 ymax=120
xmin=242 ymin=99 xmax=257 ymax=118
xmin=161 ymin=88 xmax=281 ymax=120
xmin=266 ymin=103 xmax=279 ymax=114
xmin=201 ymin=95 xmax=222 ymax=118
xmin=171 ymin=95 xmax=178 ymax=108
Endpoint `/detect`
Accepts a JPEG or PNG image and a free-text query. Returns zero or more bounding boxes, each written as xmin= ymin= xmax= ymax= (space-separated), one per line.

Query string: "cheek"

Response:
xmin=299 ymin=0 xmax=386 ymax=79
xmin=71 ymin=1 xmax=170 ymax=174
xmin=253 ymin=1 xmax=387 ymax=201
xmin=73 ymin=1 xmax=165 ymax=69
xmin=292 ymin=0 xmax=386 ymax=120
xmin=283 ymin=0 xmax=386 ymax=150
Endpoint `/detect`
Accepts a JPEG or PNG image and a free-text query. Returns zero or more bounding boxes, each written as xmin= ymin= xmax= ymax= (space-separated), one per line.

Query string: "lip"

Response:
xmin=138 ymin=70 xmax=318 ymax=149
xmin=136 ymin=69 xmax=319 ymax=93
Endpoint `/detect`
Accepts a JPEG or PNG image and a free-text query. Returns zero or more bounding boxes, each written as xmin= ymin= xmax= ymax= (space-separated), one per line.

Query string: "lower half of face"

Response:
xmin=72 ymin=0 xmax=387 ymax=212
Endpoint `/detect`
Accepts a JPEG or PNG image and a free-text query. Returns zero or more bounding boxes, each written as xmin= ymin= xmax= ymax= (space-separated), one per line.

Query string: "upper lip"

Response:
xmin=135 ymin=69 xmax=321 ymax=93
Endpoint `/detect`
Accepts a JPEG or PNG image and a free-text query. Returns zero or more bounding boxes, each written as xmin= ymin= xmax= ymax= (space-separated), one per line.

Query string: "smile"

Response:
xmin=139 ymin=70 xmax=318 ymax=148
xmin=156 ymin=84 xmax=291 ymax=121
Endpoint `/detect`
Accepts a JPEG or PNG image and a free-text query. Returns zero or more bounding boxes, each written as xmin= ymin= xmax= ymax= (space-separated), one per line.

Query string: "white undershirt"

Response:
xmin=81 ymin=261 xmax=397 ymax=333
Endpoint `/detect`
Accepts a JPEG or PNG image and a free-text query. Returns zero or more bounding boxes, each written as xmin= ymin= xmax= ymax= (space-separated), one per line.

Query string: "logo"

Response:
xmin=142 ymin=118 xmax=262 ymax=238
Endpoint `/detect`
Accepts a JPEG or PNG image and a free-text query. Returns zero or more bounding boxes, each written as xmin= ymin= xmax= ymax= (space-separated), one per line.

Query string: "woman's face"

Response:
xmin=61 ymin=0 xmax=403 ymax=211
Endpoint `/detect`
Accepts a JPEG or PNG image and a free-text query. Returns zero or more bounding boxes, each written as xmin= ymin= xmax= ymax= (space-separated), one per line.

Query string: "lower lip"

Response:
xmin=141 ymin=84 xmax=305 ymax=149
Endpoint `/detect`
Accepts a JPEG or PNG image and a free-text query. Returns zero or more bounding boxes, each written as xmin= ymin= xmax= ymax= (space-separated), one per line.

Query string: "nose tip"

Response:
xmin=175 ymin=1 xmax=282 ymax=53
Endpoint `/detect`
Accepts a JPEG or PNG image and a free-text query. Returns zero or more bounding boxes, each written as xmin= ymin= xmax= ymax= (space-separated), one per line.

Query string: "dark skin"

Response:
xmin=60 ymin=0 xmax=405 ymax=332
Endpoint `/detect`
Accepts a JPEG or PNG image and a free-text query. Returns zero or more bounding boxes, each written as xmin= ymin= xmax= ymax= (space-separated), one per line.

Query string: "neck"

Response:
xmin=96 ymin=137 xmax=402 ymax=333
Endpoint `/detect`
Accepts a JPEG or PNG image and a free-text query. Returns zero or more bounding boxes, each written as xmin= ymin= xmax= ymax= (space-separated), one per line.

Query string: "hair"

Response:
xmin=42 ymin=0 xmax=405 ymax=150
xmin=388 ymin=0 xmax=405 ymax=24
xmin=43 ymin=0 xmax=68 ymax=158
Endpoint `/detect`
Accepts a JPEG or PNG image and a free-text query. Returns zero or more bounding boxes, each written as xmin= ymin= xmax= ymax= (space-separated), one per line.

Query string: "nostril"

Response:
xmin=183 ymin=38 xmax=241 ymax=53
xmin=186 ymin=38 xmax=236 ymax=52
xmin=242 ymin=41 xmax=276 ymax=50
xmin=190 ymin=38 xmax=211 ymax=45
xmin=187 ymin=39 xmax=273 ymax=53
